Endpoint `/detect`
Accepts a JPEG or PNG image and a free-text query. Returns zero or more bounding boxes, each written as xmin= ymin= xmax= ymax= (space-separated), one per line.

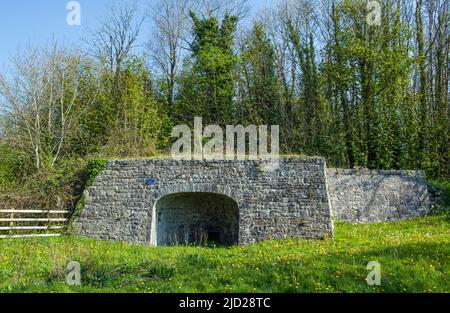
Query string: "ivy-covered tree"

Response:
xmin=176 ymin=12 xmax=238 ymax=126
xmin=238 ymin=22 xmax=282 ymax=126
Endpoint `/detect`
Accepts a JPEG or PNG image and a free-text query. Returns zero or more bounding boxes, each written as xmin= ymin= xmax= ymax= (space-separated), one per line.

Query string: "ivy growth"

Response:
xmin=68 ymin=159 xmax=108 ymax=233
xmin=85 ymin=159 xmax=109 ymax=187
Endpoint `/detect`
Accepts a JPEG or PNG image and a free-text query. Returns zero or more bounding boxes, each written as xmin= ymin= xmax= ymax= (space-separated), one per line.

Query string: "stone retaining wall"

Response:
xmin=75 ymin=159 xmax=431 ymax=245
xmin=326 ymin=169 xmax=430 ymax=223
xmin=75 ymin=158 xmax=333 ymax=245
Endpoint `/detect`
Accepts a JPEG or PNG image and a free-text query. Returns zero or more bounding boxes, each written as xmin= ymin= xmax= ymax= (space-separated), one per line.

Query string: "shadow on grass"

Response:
xmin=41 ymin=259 xmax=176 ymax=290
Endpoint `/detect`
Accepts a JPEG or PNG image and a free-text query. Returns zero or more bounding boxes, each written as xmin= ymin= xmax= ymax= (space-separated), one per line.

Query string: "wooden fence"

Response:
xmin=0 ymin=209 xmax=69 ymax=239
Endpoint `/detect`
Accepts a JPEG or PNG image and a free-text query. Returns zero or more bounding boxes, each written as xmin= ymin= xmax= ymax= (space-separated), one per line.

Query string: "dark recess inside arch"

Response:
xmin=155 ymin=192 xmax=239 ymax=246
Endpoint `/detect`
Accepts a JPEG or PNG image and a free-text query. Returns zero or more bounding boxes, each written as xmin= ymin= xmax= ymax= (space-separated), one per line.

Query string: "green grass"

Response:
xmin=0 ymin=214 xmax=449 ymax=293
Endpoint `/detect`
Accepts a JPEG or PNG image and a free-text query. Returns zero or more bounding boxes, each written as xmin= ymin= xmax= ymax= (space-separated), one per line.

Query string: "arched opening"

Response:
xmin=153 ymin=192 xmax=239 ymax=246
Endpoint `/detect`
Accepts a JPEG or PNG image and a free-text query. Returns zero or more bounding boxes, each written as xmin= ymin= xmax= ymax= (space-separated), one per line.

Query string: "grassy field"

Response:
xmin=0 ymin=213 xmax=448 ymax=293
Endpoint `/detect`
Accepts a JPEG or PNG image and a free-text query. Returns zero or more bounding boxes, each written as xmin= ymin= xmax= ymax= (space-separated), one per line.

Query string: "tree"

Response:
xmin=415 ymin=0 xmax=428 ymax=165
xmin=87 ymin=2 xmax=143 ymax=74
xmin=78 ymin=2 xmax=175 ymax=159
xmin=176 ymin=12 xmax=238 ymax=125
xmin=194 ymin=0 xmax=249 ymax=21
xmin=288 ymin=22 xmax=323 ymax=155
xmin=238 ymin=22 xmax=282 ymax=126
xmin=0 ymin=44 xmax=98 ymax=170
xmin=148 ymin=0 xmax=192 ymax=109
xmin=98 ymin=57 xmax=171 ymax=157
xmin=86 ymin=2 xmax=144 ymax=124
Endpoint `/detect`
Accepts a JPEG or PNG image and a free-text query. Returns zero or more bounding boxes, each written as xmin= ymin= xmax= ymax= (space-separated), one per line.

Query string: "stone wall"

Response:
xmin=75 ymin=158 xmax=334 ymax=245
xmin=326 ymin=169 xmax=430 ymax=223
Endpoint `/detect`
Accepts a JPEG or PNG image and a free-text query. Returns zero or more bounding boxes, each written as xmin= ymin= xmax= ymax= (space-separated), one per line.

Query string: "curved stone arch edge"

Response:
xmin=149 ymin=187 xmax=241 ymax=246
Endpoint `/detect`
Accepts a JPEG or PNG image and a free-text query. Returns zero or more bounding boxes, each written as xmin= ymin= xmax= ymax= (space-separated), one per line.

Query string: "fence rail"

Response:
xmin=0 ymin=226 xmax=65 ymax=230
xmin=0 ymin=210 xmax=69 ymax=214
xmin=0 ymin=234 xmax=62 ymax=239
xmin=0 ymin=218 xmax=68 ymax=222
xmin=0 ymin=209 xmax=69 ymax=239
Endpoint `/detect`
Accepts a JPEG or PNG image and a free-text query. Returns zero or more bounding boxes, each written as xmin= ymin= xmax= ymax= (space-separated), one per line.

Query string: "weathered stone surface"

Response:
xmin=75 ymin=158 xmax=334 ymax=245
xmin=75 ymin=159 xmax=431 ymax=245
xmin=326 ymin=168 xmax=430 ymax=223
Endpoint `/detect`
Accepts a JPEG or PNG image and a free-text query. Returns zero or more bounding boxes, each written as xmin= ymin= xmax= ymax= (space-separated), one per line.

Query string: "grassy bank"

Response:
xmin=0 ymin=214 xmax=448 ymax=293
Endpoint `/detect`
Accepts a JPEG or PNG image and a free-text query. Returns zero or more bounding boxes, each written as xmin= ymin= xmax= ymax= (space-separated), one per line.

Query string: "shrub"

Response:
xmin=0 ymin=144 xmax=29 ymax=189
xmin=85 ymin=159 xmax=109 ymax=187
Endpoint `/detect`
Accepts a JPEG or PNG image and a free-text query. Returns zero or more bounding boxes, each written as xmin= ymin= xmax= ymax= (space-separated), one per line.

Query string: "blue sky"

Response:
xmin=0 ymin=0 xmax=279 ymax=69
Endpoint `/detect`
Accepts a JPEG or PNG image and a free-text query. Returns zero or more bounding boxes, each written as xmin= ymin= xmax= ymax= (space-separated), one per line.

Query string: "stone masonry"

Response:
xmin=75 ymin=158 xmax=334 ymax=245
xmin=75 ymin=158 xmax=431 ymax=245
xmin=327 ymin=168 xmax=430 ymax=223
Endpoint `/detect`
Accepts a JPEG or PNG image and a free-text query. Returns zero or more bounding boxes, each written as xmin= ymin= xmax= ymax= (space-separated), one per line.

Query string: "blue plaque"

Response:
xmin=145 ymin=178 xmax=156 ymax=186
